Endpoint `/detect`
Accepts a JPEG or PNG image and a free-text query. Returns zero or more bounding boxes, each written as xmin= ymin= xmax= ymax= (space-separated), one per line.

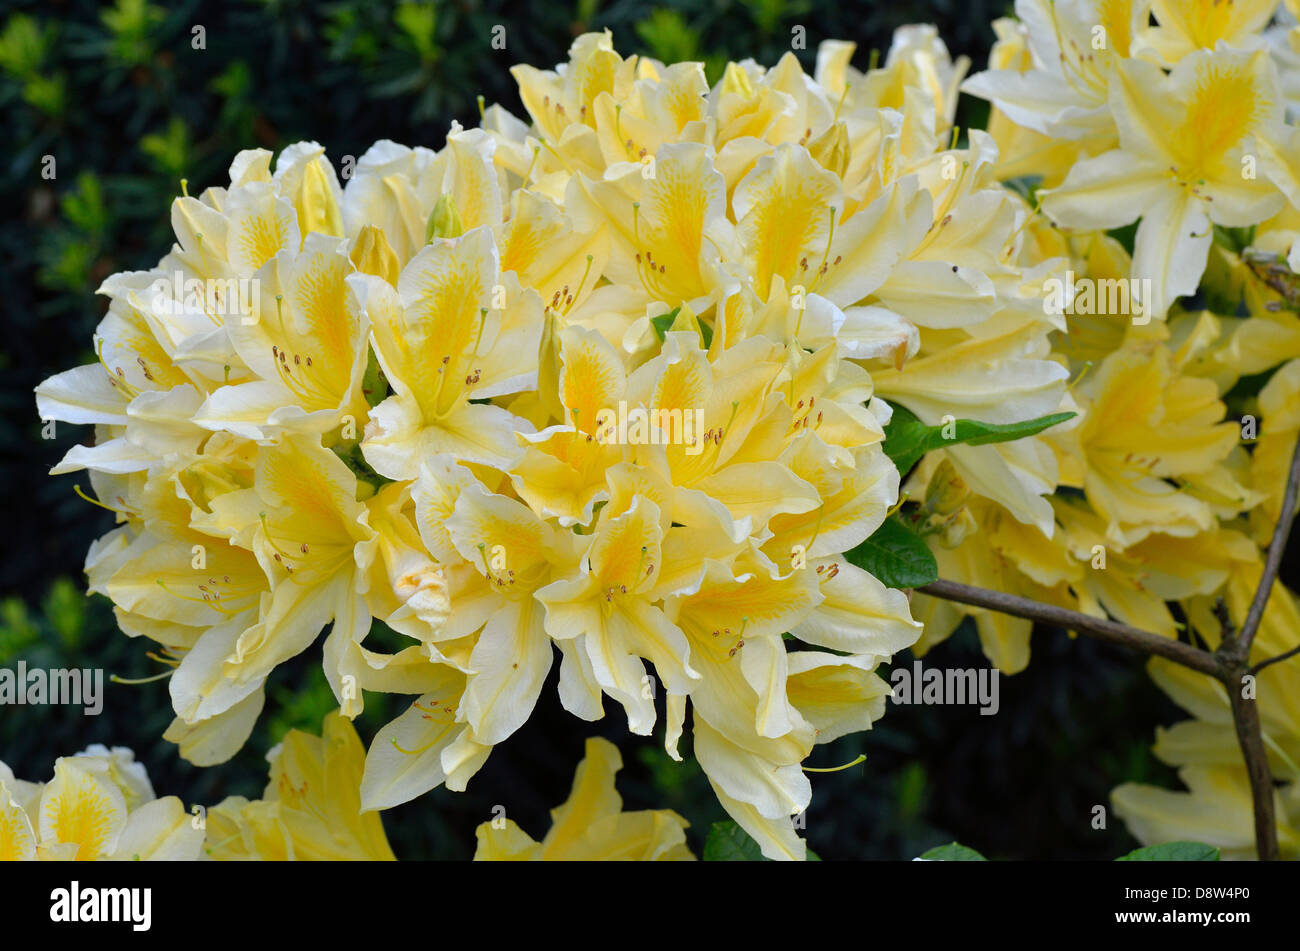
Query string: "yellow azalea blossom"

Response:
xmin=962 ymin=0 xmax=1149 ymax=146
xmin=510 ymin=31 xmax=640 ymax=148
xmin=979 ymin=18 xmax=1095 ymax=187
xmin=1140 ymin=0 xmax=1281 ymax=65
xmin=537 ymin=493 xmax=701 ymax=735
xmin=1063 ymin=338 xmax=1241 ymax=547
xmin=474 ymin=737 xmax=693 ymax=860
xmin=1113 ymin=765 xmax=1300 ymax=860
xmin=911 ymin=492 xmax=1079 ymax=673
xmin=1274 ymin=0 xmax=1300 ymax=114
xmin=570 ymin=141 xmax=727 ymax=309
xmin=1171 ymin=564 xmax=1300 ymax=781
xmin=871 ymin=324 xmax=1070 ymax=428
xmin=194 ymin=234 xmax=371 ymax=440
xmin=854 ymin=26 xmax=969 ymax=132
xmin=179 ymin=434 xmax=379 ymax=728
xmin=340 ymin=126 xmax=503 ymax=266
xmin=498 ymin=186 xmax=609 ymax=316
xmin=1054 ymin=498 xmax=1259 ymax=635
xmin=1 ymin=746 xmax=203 ymax=861
xmin=660 ymin=560 xmax=827 ymax=859
xmin=25 ymin=35 xmax=942 ymax=859
xmin=1254 ymin=124 xmax=1300 ymax=271
xmin=589 ymin=61 xmax=711 ymax=169
xmin=509 ymin=324 xmax=629 ymax=524
xmin=359 ymin=666 xmax=491 ymax=808
xmin=438 ymin=479 xmax=578 ymax=744
xmin=1050 ymin=232 xmax=1147 ymax=366
xmin=35 ymin=278 xmax=208 ymax=476
xmin=207 ymin=712 xmax=396 ymax=860
xmin=357 ymin=226 xmax=545 ymax=479
xmin=708 ymin=57 xmax=822 ymax=153
xmin=1040 ymin=48 xmax=1287 ymax=319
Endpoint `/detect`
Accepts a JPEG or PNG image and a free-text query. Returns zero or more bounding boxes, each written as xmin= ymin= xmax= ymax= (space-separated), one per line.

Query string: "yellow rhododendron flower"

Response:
xmin=1141 ymin=0 xmax=1282 ymax=65
xmin=0 ymin=746 xmax=203 ymax=861
xmin=473 ymin=737 xmax=693 ymax=860
xmin=1062 ymin=338 xmax=1242 ymax=547
xmin=207 ymin=712 xmax=395 ymax=861
xmin=1040 ymin=47 xmax=1287 ymax=319
xmin=962 ymin=0 xmax=1149 ymax=148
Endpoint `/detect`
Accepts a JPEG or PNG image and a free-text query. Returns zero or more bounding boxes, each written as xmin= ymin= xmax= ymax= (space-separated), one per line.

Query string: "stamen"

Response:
xmin=145 ymin=651 xmax=181 ymax=668
xmin=94 ymin=338 xmax=140 ymax=398
xmin=804 ymin=502 xmax=826 ymax=555
xmin=803 ymin=753 xmax=867 ymax=773
xmin=708 ymin=401 xmax=741 ymax=455
xmin=74 ymin=484 xmax=134 ymax=518
xmin=111 ymin=670 xmax=174 ymax=685
xmin=523 ymin=145 xmax=542 ymax=187
xmin=156 ymin=579 xmax=237 ymax=617
xmin=391 ymin=734 xmax=447 ymax=756
xmin=258 ymin=512 xmax=301 ymax=570
xmin=564 ymin=254 xmax=596 ymax=314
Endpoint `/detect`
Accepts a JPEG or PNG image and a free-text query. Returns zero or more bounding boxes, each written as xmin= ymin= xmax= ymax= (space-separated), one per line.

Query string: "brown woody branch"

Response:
xmin=1234 ymin=432 xmax=1300 ymax=661
xmin=915 ymin=433 xmax=1300 ymax=861
xmin=917 ymin=578 xmax=1225 ymax=677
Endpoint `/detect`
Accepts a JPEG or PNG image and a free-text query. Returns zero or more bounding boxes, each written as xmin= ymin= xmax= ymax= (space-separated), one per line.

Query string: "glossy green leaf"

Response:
xmin=1116 ymin=842 xmax=1220 ymax=862
xmin=882 ymin=403 xmax=1075 ymax=475
xmin=919 ymin=842 xmax=987 ymax=861
xmin=846 ymin=515 xmax=938 ymax=589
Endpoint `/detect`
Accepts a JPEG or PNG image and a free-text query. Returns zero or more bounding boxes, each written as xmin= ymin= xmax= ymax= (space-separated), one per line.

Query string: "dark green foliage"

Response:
xmin=846 ymin=515 xmax=939 ymax=589
xmin=919 ymin=841 xmax=986 ymax=860
xmin=1116 ymin=842 xmax=1220 ymax=861
xmin=703 ymin=821 xmax=767 ymax=860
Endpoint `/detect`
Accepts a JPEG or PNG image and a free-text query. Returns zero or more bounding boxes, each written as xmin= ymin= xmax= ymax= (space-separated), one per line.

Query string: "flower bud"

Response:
xmin=349 ymin=225 xmax=401 ymax=285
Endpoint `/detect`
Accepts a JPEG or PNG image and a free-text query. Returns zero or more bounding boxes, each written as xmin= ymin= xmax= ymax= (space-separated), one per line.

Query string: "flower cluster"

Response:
xmin=0 ymin=717 xmax=394 ymax=862
xmin=38 ymin=27 xmax=1061 ymax=860
xmin=33 ymin=5 xmax=1300 ymax=860
xmin=910 ymin=0 xmax=1300 ymax=857
xmin=0 ymin=721 xmax=694 ymax=862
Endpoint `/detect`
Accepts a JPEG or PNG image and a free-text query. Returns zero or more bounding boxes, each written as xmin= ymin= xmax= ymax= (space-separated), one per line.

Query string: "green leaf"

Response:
xmin=1002 ymin=175 xmax=1043 ymax=204
xmin=140 ymin=117 xmax=193 ymax=181
xmin=846 ymin=516 xmax=937 ymax=589
xmin=362 ymin=347 xmax=388 ymax=408
xmin=882 ymin=403 xmax=1075 ymax=475
xmin=1108 ymin=221 xmax=1138 ymax=256
xmin=1212 ymin=224 xmax=1254 ymax=255
xmin=650 ymin=308 xmax=681 ymax=341
xmin=649 ymin=307 xmax=713 ymax=348
xmin=634 ymin=9 xmax=702 ymax=65
xmin=43 ymin=577 xmax=85 ymax=649
xmin=919 ymin=842 xmax=987 ymax=861
xmin=1116 ymin=842 xmax=1220 ymax=862
xmin=703 ymin=821 xmax=766 ymax=861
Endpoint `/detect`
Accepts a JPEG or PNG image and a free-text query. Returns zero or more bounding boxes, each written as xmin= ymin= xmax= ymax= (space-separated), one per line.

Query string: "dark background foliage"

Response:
xmin=1 ymin=0 xmax=1183 ymax=860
